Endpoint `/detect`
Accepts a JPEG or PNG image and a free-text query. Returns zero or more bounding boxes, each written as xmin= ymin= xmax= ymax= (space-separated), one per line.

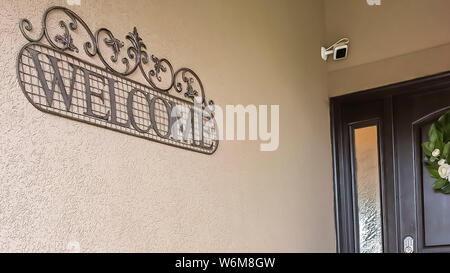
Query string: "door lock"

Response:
xmin=403 ymin=236 xmax=414 ymax=253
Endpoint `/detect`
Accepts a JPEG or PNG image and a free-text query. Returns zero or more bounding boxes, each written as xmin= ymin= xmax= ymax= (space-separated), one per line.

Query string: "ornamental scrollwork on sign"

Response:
xmin=54 ymin=21 xmax=78 ymax=53
xmin=18 ymin=6 xmax=215 ymax=110
xmin=17 ymin=6 xmax=218 ymax=154
xmin=103 ymin=31 xmax=124 ymax=63
xmin=150 ymin=55 xmax=166 ymax=82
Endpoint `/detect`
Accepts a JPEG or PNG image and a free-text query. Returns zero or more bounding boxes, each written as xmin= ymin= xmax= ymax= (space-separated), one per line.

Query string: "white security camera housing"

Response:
xmin=321 ymin=38 xmax=350 ymax=61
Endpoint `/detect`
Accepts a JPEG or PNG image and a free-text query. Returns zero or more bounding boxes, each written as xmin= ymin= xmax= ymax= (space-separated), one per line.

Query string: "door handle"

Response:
xmin=403 ymin=236 xmax=414 ymax=253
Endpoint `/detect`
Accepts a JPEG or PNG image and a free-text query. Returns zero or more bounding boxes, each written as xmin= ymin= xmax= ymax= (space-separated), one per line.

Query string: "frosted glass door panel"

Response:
xmin=353 ymin=126 xmax=383 ymax=253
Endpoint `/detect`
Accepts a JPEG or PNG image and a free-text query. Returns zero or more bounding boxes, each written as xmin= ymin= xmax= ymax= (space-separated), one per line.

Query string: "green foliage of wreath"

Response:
xmin=423 ymin=111 xmax=450 ymax=194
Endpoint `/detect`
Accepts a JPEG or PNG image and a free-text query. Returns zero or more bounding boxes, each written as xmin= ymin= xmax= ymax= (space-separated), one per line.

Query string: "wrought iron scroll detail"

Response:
xmin=18 ymin=6 xmax=215 ymax=108
xmin=18 ymin=6 xmax=218 ymax=154
xmin=103 ymin=31 xmax=124 ymax=63
xmin=54 ymin=21 xmax=78 ymax=52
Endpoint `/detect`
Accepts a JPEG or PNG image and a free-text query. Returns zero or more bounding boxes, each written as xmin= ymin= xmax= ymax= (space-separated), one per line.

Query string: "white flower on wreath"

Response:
xmin=438 ymin=164 xmax=450 ymax=179
xmin=439 ymin=159 xmax=447 ymax=166
xmin=432 ymin=149 xmax=441 ymax=157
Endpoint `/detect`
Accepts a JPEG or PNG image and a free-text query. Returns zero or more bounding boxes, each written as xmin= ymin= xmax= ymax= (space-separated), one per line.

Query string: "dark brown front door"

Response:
xmin=331 ymin=71 xmax=450 ymax=253
xmin=395 ymin=83 xmax=450 ymax=253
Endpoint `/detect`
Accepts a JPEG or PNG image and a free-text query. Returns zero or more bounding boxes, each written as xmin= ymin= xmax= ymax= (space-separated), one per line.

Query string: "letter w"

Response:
xmin=27 ymin=48 xmax=79 ymax=110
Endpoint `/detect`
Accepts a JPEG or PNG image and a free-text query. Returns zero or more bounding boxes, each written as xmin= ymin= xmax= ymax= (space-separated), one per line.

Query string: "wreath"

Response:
xmin=423 ymin=111 xmax=450 ymax=194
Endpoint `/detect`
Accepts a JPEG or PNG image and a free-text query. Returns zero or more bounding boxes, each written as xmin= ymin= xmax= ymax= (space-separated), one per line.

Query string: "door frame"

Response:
xmin=330 ymin=71 xmax=450 ymax=253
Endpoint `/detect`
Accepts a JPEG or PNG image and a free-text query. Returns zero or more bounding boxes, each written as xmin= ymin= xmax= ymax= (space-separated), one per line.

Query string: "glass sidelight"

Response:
xmin=352 ymin=125 xmax=383 ymax=253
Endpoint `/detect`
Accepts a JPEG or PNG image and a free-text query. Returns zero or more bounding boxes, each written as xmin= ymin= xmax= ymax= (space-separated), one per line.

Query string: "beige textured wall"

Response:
xmin=0 ymin=0 xmax=335 ymax=252
xmin=325 ymin=0 xmax=450 ymax=97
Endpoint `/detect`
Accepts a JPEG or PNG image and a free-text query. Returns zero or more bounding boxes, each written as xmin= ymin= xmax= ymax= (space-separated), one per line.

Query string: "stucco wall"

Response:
xmin=325 ymin=0 xmax=450 ymax=96
xmin=0 ymin=0 xmax=335 ymax=252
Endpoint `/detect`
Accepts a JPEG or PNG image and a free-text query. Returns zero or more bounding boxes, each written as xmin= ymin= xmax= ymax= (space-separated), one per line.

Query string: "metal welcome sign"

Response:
xmin=17 ymin=6 xmax=218 ymax=154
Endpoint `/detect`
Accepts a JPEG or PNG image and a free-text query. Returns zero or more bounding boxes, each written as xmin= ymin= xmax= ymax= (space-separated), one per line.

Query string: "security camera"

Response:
xmin=321 ymin=38 xmax=349 ymax=61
